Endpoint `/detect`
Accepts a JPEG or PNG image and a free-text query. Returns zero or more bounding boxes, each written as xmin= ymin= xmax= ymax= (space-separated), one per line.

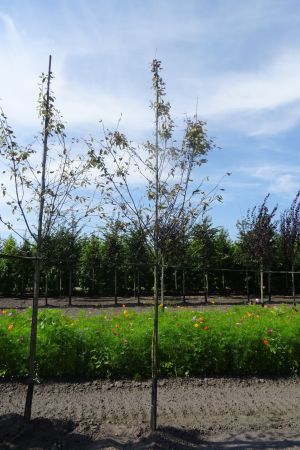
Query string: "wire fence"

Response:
xmin=0 ymin=252 xmax=300 ymax=307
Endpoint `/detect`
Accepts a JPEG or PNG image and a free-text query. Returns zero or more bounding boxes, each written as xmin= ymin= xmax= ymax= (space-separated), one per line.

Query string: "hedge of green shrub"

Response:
xmin=0 ymin=305 xmax=300 ymax=380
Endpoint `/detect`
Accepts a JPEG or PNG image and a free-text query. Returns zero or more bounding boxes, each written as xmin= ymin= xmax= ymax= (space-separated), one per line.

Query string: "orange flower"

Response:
xmin=199 ymin=316 xmax=205 ymax=323
xmin=7 ymin=324 xmax=13 ymax=331
xmin=263 ymin=338 xmax=269 ymax=346
xmin=204 ymin=325 xmax=209 ymax=331
xmin=1 ymin=310 xmax=7 ymax=315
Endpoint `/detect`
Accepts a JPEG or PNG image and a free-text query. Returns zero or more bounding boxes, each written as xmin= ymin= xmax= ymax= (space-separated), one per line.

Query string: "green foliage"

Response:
xmin=1 ymin=306 xmax=300 ymax=380
xmin=0 ymin=235 xmax=19 ymax=295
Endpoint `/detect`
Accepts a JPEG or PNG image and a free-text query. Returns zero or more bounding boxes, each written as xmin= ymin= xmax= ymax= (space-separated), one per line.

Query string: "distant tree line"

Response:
xmin=1 ymin=192 xmax=300 ymax=299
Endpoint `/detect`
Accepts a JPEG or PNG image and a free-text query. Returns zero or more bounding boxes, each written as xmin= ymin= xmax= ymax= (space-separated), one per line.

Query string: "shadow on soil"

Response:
xmin=1 ymin=416 xmax=300 ymax=450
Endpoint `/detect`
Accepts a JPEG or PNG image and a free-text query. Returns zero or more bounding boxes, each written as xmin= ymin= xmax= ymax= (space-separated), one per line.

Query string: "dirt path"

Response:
xmin=1 ymin=378 xmax=300 ymax=449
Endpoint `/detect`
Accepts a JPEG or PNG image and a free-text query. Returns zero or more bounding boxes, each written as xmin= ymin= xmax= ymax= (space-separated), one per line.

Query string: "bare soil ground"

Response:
xmin=0 ymin=294 xmax=298 ymax=317
xmin=1 ymin=298 xmax=300 ymax=448
xmin=1 ymin=377 xmax=300 ymax=449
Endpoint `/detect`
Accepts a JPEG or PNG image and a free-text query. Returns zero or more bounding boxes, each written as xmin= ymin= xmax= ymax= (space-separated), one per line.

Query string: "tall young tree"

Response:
xmin=89 ymin=59 xmax=224 ymax=430
xmin=279 ymin=191 xmax=300 ymax=305
xmin=237 ymin=195 xmax=277 ymax=305
xmin=0 ymin=56 xmax=93 ymax=421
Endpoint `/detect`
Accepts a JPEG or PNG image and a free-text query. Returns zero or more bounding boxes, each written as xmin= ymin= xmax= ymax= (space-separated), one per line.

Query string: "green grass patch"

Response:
xmin=1 ymin=305 xmax=300 ymax=379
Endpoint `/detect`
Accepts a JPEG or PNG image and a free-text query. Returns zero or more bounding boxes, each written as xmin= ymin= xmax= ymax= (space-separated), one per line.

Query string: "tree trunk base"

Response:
xmin=24 ymin=382 xmax=34 ymax=423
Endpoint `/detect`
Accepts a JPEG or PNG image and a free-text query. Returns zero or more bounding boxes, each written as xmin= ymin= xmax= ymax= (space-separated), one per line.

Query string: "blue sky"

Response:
xmin=1 ymin=0 xmax=300 ymax=239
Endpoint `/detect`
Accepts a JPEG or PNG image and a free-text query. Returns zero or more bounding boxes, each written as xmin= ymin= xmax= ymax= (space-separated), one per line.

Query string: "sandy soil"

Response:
xmin=1 ymin=377 xmax=300 ymax=449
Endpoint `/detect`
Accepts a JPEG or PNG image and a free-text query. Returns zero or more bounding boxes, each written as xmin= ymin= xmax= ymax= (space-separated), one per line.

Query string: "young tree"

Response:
xmin=89 ymin=59 xmax=225 ymax=430
xmin=0 ymin=56 xmax=93 ymax=421
xmin=237 ymin=195 xmax=277 ymax=305
xmin=0 ymin=235 xmax=18 ymax=295
xmin=189 ymin=217 xmax=219 ymax=301
xmin=279 ymin=191 xmax=300 ymax=305
xmin=102 ymin=223 xmax=125 ymax=304
xmin=124 ymin=227 xmax=150 ymax=303
xmin=79 ymin=234 xmax=103 ymax=295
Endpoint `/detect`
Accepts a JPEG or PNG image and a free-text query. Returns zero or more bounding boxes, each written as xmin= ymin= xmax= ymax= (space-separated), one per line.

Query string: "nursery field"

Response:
xmin=1 ymin=377 xmax=300 ymax=449
xmin=0 ymin=293 xmax=299 ymax=313
xmin=1 ymin=304 xmax=300 ymax=448
xmin=1 ymin=304 xmax=300 ymax=379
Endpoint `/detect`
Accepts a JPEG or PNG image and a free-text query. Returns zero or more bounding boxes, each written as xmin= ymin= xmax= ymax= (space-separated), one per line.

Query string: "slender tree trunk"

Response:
xmin=24 ymin=55 xmax=52 ymax=422
xmin=268 ymin=271 xmax=271 ymax=303
xmin=204 ymin=271 xmax=209 ymax=304
xmin=151 ymin=261 xmax=159 ymax=432
xmin=137 ymin=270 xmax=140 ymax=305
xmin=222 ymin=271 xmax=225 ymax=293
xmin=45 ymin=271 xmax=48 ymax=306
xmin=92 ymin=266 xmax=95 ymax=296
xmin=68 ymin=267 xmax=72 ymax=306
xmin=133 ymin=271 xmax=136 ymax=299
xmin=21 ymin=268 xmax=24 ymax=298
xmin=24 ymin=258 xmax=41 ymax=422
xmin=182 ymin=269 xmax=186 ymax=303
xmin=174 ymin=269 xmax=178 ymax=291
xmin=151 ymin=65 xmax=160 ymax=432
xmin=114 ymin=266 xmax=117 ymax=305
xmin=59 ymin=269 xmax=62 ymax=297
xmin=246 ymin=271 xmax=250 ymax=303
xmin=292 ymin=264 xmax=296 ymax=306
xmin=161 ymin=257 xmax=165 ymax=306
xmin=260 ymin=261 xmax=264 ymax=306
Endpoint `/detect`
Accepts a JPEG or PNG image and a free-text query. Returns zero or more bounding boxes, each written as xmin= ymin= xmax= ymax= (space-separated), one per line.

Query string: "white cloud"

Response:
xmin=240 ymin=163 xmax=300 ymax=197
xmin=177 ymin=51 xmax=300 ymax=136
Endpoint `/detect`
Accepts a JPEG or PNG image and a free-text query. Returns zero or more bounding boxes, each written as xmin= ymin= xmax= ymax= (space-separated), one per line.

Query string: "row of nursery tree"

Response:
xmin=2 ymin=192 xmax=300 ymax=299
xmin=1 ymin=55 xmax=300 ymax=428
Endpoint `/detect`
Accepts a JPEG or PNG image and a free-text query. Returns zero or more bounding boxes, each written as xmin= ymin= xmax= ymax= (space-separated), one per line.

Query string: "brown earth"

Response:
xmin=0 ymin=294 xmax=298 ymax=317
xmin=1 ymin=377 xmax=300 ymax=449
xmin=1 ymin=298 xmax=300 ymax=448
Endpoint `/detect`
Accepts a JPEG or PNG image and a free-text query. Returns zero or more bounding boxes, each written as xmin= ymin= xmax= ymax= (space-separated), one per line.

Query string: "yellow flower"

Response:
xmin=7 ymin=324 xmax=13 ymax=331
xmin=122 ymin=304 xmax=126 ymax=308
xmin=194 ymin=323 xmax=199 ymax=328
